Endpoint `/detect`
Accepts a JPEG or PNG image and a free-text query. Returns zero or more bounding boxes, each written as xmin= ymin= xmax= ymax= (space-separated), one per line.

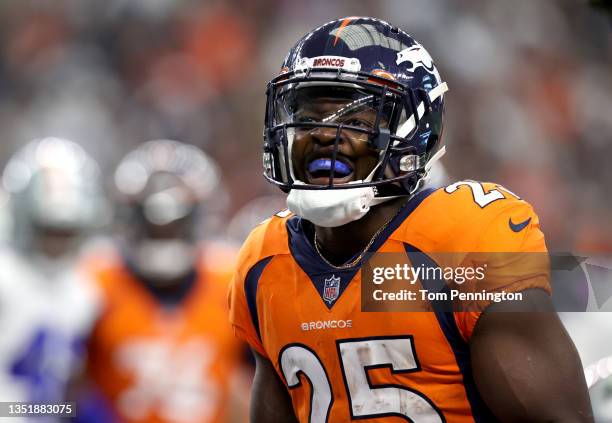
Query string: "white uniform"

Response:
xmin=0 ymin=247 xmax=99 ymax=413
xmin=558 ymin=256 xmax=612 ymax=367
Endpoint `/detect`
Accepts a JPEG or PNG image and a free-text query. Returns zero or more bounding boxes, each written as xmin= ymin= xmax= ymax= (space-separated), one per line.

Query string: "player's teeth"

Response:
xmin=308 ymin=159 xmax=352 ymax=176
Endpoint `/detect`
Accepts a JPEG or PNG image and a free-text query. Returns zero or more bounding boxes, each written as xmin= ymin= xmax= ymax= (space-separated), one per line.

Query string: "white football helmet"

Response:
xmin=2 ymin=137 xmax=108 ymax=254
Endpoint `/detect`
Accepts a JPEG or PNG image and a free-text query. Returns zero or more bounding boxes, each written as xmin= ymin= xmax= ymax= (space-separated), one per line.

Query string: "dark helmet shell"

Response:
xmin=264 ymin=17 xmax=447 ymax=195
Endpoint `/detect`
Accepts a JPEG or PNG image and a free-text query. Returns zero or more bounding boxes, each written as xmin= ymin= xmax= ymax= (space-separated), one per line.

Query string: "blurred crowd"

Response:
xmin=0 ymin=0 xmax=608 ymax=249
xmin=0 ymin=0 xmax=609 ymax=422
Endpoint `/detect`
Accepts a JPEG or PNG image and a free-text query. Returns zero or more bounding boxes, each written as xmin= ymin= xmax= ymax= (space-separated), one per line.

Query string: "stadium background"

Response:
xmin=0 ymin=0 xmax=610 ymax=420
xmin=0 ymin=0 xmax=609 ymax=249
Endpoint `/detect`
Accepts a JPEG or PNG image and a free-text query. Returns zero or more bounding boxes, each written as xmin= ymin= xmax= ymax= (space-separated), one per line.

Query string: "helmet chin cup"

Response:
xmin=287 ymin=181 xmax=375 ymax=227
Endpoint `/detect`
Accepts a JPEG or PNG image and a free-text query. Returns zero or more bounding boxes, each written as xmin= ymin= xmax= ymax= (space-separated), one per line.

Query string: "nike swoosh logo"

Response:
xmin=509 ymin=217 xmax=532 ymax=232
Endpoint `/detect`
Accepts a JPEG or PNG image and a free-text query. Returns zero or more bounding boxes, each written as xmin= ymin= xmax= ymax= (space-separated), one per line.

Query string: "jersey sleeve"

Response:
xmin=228 ymin=267 xmax=267 ymax=357
xmin=454 ymin=195 xmax=551 ymax=341
xmin=228 ymin=220 xmax=281 ymax=358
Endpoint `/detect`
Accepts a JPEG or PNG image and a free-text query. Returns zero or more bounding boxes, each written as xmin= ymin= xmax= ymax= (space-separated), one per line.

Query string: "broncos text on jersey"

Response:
xmin=229 ymin=182 xmax=550 ymax=423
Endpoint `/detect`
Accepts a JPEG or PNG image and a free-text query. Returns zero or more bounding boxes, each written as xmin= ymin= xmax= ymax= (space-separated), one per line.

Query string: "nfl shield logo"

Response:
xmin=323 ymin=275 xmax=341 ymax=304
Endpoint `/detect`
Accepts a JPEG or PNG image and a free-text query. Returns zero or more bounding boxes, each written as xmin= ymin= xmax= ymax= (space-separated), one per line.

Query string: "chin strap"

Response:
xmin=286 ymin=143 xmax=445 ymax=226
xmin=425 ymin=145 xmax=446 ymax=173
xmin=371 ymin=144 xmax=447 ymax=202
xmin=286 ymin=83 xmax=449 ymax=226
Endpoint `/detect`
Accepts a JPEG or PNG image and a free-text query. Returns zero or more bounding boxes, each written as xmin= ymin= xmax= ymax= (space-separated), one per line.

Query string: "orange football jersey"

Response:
xmin=86 ymin=243 xmax=246 ymax=423
xmin=229 ymin=182 xmax=550 ymax=422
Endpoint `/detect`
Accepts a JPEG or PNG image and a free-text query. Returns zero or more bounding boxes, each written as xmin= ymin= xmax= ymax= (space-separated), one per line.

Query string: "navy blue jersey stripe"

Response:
xmin=284 ymin=187 xmax=437 ymax=309
xmin=244 ymin=256 xmax=273 ymax=341
xmin=403 ymin=243 xmax=499 ymax=423
xmin=368 ymin=187 xmax=436 ymax=253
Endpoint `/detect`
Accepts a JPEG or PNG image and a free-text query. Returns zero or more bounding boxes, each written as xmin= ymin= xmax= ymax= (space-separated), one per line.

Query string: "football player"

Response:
xmin=229 ymin=17 xmax=593 ymax=422
xmin=75 ymin=140 xmax=249 ymax=423
xmin=0 ymin=137 xmax=105 ymax=412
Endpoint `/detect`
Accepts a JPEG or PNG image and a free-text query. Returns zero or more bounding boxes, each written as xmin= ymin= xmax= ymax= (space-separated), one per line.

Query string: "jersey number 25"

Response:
xmin=279 ymin=336 xmax=444 ymax=422
xmin=445 ymin=180 xmax=520 ymax=208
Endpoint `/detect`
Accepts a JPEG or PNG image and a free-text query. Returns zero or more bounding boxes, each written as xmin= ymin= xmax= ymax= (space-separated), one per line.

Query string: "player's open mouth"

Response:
xmin=306 ymin=156 xmax=355 ymax=185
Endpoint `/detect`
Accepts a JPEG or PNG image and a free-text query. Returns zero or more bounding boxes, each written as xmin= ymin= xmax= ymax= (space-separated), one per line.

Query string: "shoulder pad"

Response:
xmin=235 ymin=213 xmax=291 ymax=276
xmin=392 ymin=181 xmax=545 ymax=253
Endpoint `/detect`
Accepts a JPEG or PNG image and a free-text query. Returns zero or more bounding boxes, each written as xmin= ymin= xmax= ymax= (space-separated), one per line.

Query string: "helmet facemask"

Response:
xmin=264 ymin=68 xmax=447 ymax=196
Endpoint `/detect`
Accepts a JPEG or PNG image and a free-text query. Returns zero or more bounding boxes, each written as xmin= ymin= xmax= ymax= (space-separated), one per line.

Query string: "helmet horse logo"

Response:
xmin=396 ymin=45 xmax=436 ymax=72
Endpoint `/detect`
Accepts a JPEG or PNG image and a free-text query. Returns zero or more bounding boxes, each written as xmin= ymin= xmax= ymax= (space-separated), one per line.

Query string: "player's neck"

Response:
xmin=313 ymin=197 xmax=407 ymax=267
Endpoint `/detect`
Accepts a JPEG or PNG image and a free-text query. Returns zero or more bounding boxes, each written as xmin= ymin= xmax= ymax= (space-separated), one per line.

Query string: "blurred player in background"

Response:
xmin=229 ymin=17 xmax=592 ymax=422
xmin=225 ymin=195 xmax=287 ymax=244
xmin=0 ymin=137 xmax=106 ymax=415
xmin=74 ymin=140 xmax=249 ymax=423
